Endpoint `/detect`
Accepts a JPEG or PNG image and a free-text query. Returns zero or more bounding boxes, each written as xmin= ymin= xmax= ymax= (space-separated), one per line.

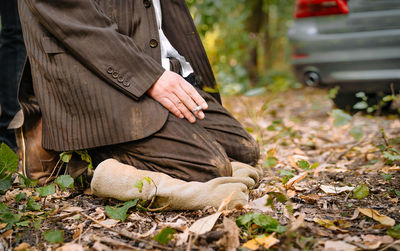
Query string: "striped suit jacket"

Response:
xmin=18 ymin=0 xmax=220 ymax=151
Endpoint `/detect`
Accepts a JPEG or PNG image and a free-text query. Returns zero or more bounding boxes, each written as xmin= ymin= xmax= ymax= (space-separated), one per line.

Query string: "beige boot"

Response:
xmin=231 ymin=162 xmax=263 ymax=189
xmin=91 ymin=159 xmax=249 ymax=210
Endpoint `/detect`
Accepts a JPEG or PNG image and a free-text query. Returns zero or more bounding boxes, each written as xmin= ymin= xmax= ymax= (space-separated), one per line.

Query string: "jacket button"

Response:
xmin=112 ymin=72 xmax=119 ymax=79
xmin=149 ymin=39 xmax=158 ymax=48
xmin=107 ymin=67 xmax=113 ymax=74
xmin=143 ymin=0 xmax=151 ymax=8
xmin=123 ymin=81 xmax=131 ymax=87
xmin=118 ymin=76 xmax=124 ymax=83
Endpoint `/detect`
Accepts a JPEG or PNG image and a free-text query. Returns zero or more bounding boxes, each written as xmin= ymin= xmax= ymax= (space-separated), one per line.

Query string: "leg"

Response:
xmin=196 ymin=90 xmax=260 ymax=166
xmin=90 ymin=113 xmax=232 ymax=182
xmin=0 ymin=0 xmax=26 ymax=150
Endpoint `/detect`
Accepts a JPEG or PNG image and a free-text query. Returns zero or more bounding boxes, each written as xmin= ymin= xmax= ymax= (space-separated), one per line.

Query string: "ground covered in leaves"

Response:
xmin=1 ymin=87 xmax=400 ymax=250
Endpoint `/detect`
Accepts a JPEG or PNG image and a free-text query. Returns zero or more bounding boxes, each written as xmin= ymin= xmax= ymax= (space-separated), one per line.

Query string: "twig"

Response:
xmin=147 ymin=202 xmax=171 ymax=212
xmin=337 ymin=140 xmax=364 ymax=160
xmin=78 ymin=212 xmax=172 ymax=250
xmin=92 ymin=235 xmax=142 ymax=251
xmin=378 ymin=240 xmax=400 ymax=251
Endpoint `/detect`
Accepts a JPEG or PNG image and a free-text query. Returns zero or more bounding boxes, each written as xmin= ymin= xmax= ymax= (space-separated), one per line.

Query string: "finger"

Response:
xmin=170 ymin=94 xmax=196 ymax=123
xmin=174 ymin=88 xmax=205 ymax=120
xmin=180 ymin=81 xmax=208 ymax=110
xmin=159 ymin=97 xmax=184 ymax=119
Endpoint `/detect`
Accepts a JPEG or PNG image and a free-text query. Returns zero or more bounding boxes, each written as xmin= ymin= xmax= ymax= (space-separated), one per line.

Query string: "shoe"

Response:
xmin=17 ymin=117 xmax=59 ymax=186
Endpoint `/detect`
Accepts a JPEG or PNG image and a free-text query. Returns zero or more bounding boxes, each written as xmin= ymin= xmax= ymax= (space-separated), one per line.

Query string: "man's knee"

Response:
xmin=238 ymin=137 xmax=260 ymax=166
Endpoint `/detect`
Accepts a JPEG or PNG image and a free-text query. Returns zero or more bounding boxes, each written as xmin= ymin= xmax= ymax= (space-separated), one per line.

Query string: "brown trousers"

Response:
xmin=89 ymin=90 xmax=260 ymax=182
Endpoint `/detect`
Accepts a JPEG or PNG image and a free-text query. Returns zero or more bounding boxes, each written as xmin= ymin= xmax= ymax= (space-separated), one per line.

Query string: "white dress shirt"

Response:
xmin=153 ymin=0 xmax=194 ymax=77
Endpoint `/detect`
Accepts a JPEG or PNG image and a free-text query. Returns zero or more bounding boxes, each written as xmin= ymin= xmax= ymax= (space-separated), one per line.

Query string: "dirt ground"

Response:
xmin=1 ymin=87 xmax=399 ymax=250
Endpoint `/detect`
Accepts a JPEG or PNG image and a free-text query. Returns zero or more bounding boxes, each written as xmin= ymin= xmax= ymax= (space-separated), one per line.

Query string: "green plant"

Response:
xmin=0 ymin=143 xmax=19 ymax=193
xmin=236 ymin=212 xmax=286 ymax=238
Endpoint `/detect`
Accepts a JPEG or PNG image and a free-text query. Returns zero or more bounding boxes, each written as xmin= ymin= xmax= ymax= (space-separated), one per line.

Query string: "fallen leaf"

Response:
xmin=299 ymin=194 xmax=320 ymax=203
xmin=287 ymin=189 xmax=297 ymax=198
xmin=1 ymin=229 xmax=13 ymax=239
xmin=285 ymin=172 xmax=307 ymax=189
xmin=56 ymin=244 xmax=85 ymax=251
xmin=0 ymin=223 xmax=7 ymax=229
xmin=247 ymin=195 xmax=274 ymax=214
xmin=352 ymin=184 xmax=369 ymax=199
xmin=220 ymin=217 xmax=240 ymax=251
xmin=324 ymin=240 xmax=357 ymax=251
xmin=189 ymin=212 xmax=221 ymax=235
xmin=358 ymin=208 xmax=395 ymax=226
xmin=14 ymin=243 xmax=31 ymax=251
xmin=314 ymin=218 xmax=351 ymax=232
xmin=92 ymin=219 xmax=119 ymax=228
xmin=242 ymin=233 xmax=279 ymax=250
xmin=320 ymin=185 xmax=354 ymax=194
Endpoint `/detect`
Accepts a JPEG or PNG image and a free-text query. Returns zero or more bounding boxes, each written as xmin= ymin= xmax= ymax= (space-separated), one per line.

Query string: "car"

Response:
xmin=288 ymin=0 xmax=400 ymax=109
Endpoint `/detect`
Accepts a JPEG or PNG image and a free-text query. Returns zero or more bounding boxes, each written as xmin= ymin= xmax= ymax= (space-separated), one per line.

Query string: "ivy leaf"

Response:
xmin=18 ymin=174 xmax=38 ymax=188
xmin=353 ymin=184 xmax=369 ymax=199
xmin=332 ymin=109 xmax=352 ymax=127
xmin=59 ymin=152 xmax=72 ymax=163
xmin=43 ymin=230 xmax=64 ymax=244
xmin=350 ymin=126 xmax=364 ymax=141
xmin=55 ymin=175 xmax=74 ymax=191
xmin=105 ymin=199 xmax=138 ymax=222
xmin=0 ymin=203 xmax=21 ymax=230
xmin=236 ymin=213 xmax=286 ymax=234
xmin=154 ymin=227 xmax=176 ymax=245
xmin=353 ymin=101 xmax=368 ymax=110
xmin=387 ymin=224 xmax=400 ymax=239
xmin=297 ymin=160 xmax=310 ymax=170
xmin=15 ymin=192 xmax=27 ymax=203
xmin=0 ymin=178 xmax=12 ymax=194
xmin=0 ymin=143 xmax=19 ymax=178
xmin=36 ymin=185 xmax=56 ymax=197
xmin=26 ymin=197 xmax=41 ymax=211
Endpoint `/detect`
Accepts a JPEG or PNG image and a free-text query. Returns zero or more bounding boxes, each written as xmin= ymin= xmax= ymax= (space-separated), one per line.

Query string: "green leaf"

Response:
xmin=43 ymin=230 xmax=64 ymax=244
xmin=59 ymin=152 xmax=72 ymax=163
xmin=36 ymin=184 xmax=56 ymax=197
xmin=264 ymin=157 xmax=277 ymax=168
xmin=105 ymin=199 xmax=138 ymax=222
xmin=387 ymin=224 xmax=400 ymax=239
xmin=396 ymin=190 xmax=400 ymax=197
xmin=26 ymin=197 xmax=41 ymax=211
xmin=0 ymin=178 xmax=12 ymax=193
xmin=297 ymin=160 xmax=310 ymax=170
xmin=143 ymin=177 xmax=152 ymax=185
xmin=15 ymin=193 xmax=27 ymax=203
xmin=355 ymin=92 xmax=366 ymax=99
xmin=244 ymin=87 xmax=266 ymax=97
xmin=16 ymin=220 xmax=30 ymax=227
xmin=383 ymin=151 xmax=400 ymax=162
xmin=352 ymin=184 xmax=369 ymax=199
xmin=0 ymin=143 xmax=19 ymax=178
xmin=236 ymin=213 xmax=254 ymax=227
xmin=350 ymin=126 xmax=364 ymax=141
xmin=0 ymin=203 xmax=21 ymax=230
xmin=278 ymin=169 xmax=294 ymax=184
xmin=332 ymin=109 xmax=352 ymax=127
xmin=133 ymin=180 xmax=144 ymax=193
xmin=33 ymin=218 xmax=42 ymax=230
xmin=18 ymin=174 xmax=38 ymax=188
xmin=381 ymin=173 xmax=392 ymax=181
xmin=55 ymin=175 xmax=74 ymax=191
xmin=310 ymin=162 xmax=319 ymax=169
xmin=353 ymin=101 xmax=368 ymax=110
xmin=154 ymin=227 xmax=176 ymax=245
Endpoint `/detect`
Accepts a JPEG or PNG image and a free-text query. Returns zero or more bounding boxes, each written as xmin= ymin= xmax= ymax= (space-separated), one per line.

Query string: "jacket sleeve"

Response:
xmin=24 ymin=0 xmax=165 ymax=100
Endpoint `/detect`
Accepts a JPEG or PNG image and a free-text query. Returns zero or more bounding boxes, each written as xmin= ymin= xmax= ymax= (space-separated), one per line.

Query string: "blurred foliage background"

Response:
xmin=187 ymin=0 xmax=300 ymax=95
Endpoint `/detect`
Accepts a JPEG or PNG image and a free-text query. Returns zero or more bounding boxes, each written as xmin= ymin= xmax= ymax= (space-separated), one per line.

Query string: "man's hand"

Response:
xmin=148 ymin=71 xmax=208 ymax=123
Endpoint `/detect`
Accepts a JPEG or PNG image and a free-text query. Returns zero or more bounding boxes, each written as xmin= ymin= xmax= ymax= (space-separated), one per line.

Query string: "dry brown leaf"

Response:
xmin=56 ymin=244 xmax=85 ymax=251
xmin=92 ymin=219 xmax=119 ymax=228
xmin=358 ymin=208 xmax=396 ymax=226
xmin=287 ymin=189 xmax=297 ymax=198
xmin=189 ymin=212 xmax=221 ymax=235
xmin=14 ymin=243 xmax=31 ymax=251
xmin=299 ymin=194 xmax=320 ymax=203
xmin=289 ymin=213 xmax=305 ymax=232
xmin=0 ymin=223 xmax=7 ymax=229
xmin=314 ymin=218 xmax=351 ymax=232
xmin=285 ymin=172 xmax=307 ymax=189
xmin=1 ymin=229 xmax=13 ymax=239
xmin=324 ymin=240 xmax=357 ymax=251
xmin=247 ymin=195 xmax=274 ymax=214
xmin=218 ymin=191 xmax=235 ymax=212
xmin=242 ymin=233 xmax=279 ymax=250
xmin=220 ymin=217 xmax=240 ymax=251
xmin=320 ymin=185 xmax=354 ymax=194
